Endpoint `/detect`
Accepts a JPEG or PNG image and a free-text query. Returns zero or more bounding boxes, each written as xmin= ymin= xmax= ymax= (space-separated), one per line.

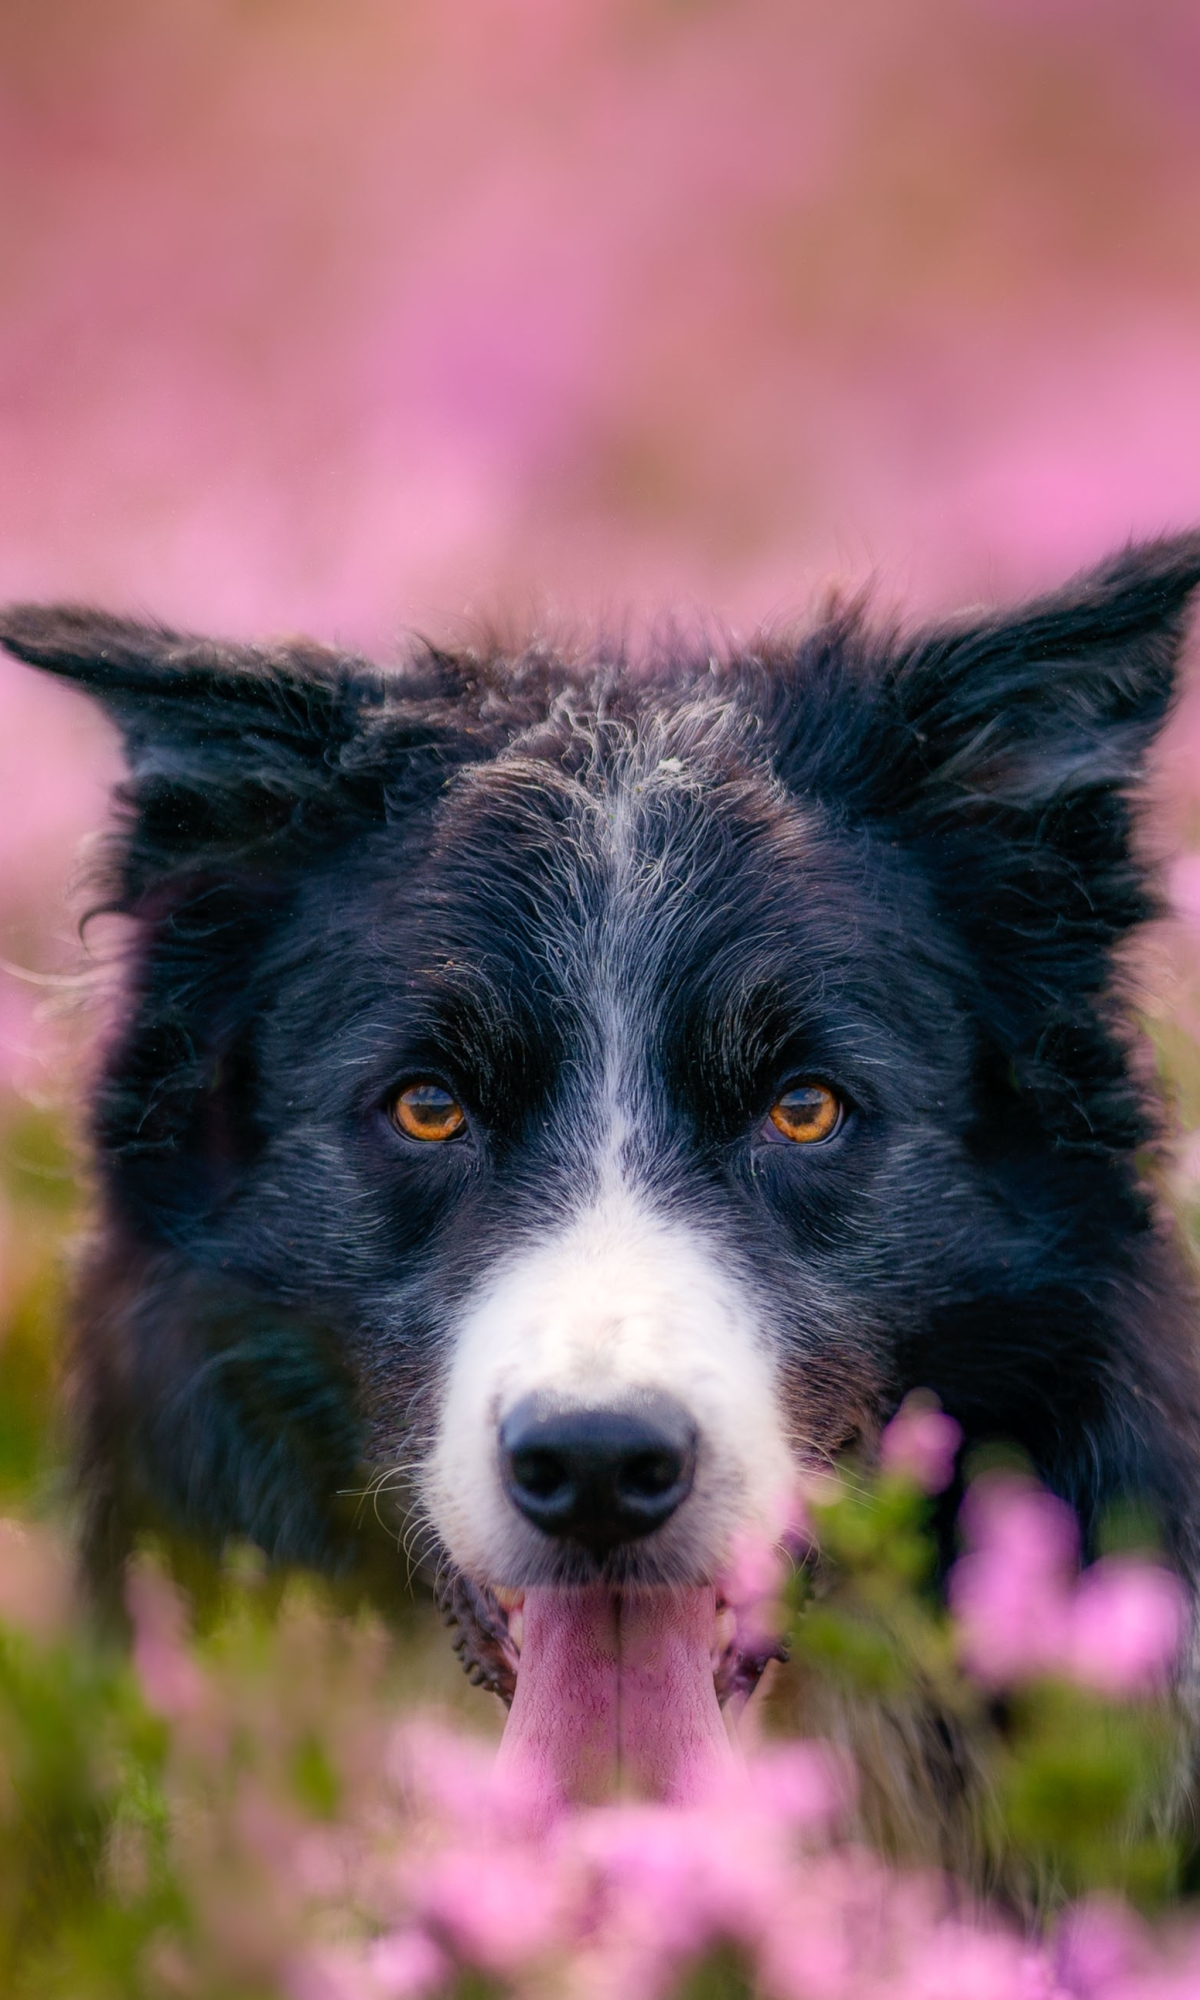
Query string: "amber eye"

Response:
xmin=768 ymin=1082 xmax=843 ymax=1145
xmin=390 ymin=1082 xmax=467 ymax=1142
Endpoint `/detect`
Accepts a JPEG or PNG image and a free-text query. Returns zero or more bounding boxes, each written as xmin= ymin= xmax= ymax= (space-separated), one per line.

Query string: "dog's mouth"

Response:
xmin=439 ymin=1570 xmax=786 ymax=1809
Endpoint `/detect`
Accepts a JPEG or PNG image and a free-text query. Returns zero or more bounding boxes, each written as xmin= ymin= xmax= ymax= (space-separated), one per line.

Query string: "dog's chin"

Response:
xmin=437 ymin=1560 xmax=786 ymax=1806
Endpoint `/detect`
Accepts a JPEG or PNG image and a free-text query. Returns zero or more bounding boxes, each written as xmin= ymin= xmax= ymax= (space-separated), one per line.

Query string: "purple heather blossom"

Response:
xmin=879 ymin=1398 xmax=964 ymax=1495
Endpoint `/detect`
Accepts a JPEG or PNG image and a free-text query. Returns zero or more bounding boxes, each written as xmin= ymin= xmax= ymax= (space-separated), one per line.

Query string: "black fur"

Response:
xmin=4 ymin=536 xmax=1200 ymax=1609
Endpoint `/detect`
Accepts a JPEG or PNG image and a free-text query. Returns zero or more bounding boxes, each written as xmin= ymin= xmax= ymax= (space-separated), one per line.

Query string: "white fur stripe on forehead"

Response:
xmin=422 ymin=1178 xmax=794 ymax=1588
xmin=540 ymin=696 xmax=788 ymax=1028
xmin=496 ymin=690 xmax=782 ymax=858
xmin=504 ymin=685 xmax=762 ymax=774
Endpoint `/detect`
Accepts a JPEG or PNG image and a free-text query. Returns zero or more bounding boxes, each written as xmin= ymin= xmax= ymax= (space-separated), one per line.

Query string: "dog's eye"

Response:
xmin=767 ymin=1082 xmax=843 ymax=1144
xmin=389 ymin=1083 xmax=467 ymax=1142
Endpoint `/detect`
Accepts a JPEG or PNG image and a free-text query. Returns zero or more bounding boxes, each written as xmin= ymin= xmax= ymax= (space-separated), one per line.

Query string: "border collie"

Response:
xmin=4 ymin=536 xmax=1200 ymax=1813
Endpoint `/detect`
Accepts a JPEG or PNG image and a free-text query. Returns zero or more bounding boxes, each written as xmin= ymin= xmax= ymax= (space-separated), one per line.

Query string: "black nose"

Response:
xmin=499 ymin=1395 xmax=697 ymax=1557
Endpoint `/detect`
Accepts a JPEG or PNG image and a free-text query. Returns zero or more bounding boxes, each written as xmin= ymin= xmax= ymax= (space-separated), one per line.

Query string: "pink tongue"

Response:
xmin=496 ymin=1585 xmax=735 ymax=1812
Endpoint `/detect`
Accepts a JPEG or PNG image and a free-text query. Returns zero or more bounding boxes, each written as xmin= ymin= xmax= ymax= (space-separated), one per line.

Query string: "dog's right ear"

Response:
xmin=0 ymin=605 xmax=474 ymax=902
xmin=0 ymin=605 xmax=491 ymax=1232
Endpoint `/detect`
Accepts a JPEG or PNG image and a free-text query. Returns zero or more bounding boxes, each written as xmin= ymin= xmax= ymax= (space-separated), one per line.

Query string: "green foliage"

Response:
xmin=0 ymin=1097 xmax=79 ymax=1509
xmin=1 ymin=1100 xmax=80 ymax=1218
xmin=0 ymin=1274 xmax=62 ymax=1505
xmin=787 ymin=1464 xmax=1187 ymax=1907
xmin=0 ymin=1624 xmax=174 ymax=2000
xmin=680 ymin=1944 xmax=754 ymax=2000
xmin=996 ymin=1683 xmax=1179 ymax=1902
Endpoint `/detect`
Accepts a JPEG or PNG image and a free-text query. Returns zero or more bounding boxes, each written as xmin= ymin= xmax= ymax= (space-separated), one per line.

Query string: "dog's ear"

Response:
xmin=0 ymin=607 xmax=484 ymax=1225
xmin=886 ymin=533 xmax=1200 ymax=821
xmin=863 ymin=535 xmax=1200 ymax=1146
xmin=0 ymin=605 xmax=477 ymax=902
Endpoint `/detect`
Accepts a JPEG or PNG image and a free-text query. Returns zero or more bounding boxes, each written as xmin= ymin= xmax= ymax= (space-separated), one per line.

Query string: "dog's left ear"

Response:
xmin=868 ymin=534 xmax=1200 ymax=1145
xmin=887 ymin=533 xmax=1200 ymax=821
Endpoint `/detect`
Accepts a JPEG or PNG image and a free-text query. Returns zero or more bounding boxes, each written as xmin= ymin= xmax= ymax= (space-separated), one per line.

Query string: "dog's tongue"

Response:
xmin=496 ymin=1585 xmax=734 ymax=1812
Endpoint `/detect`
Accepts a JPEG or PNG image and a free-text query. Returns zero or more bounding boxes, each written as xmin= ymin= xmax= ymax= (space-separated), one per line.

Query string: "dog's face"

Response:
xmin=5 ymin=538 xmax=1200 ymax=1795
xmin=234 ymin=714 xmax=931 ymax=1594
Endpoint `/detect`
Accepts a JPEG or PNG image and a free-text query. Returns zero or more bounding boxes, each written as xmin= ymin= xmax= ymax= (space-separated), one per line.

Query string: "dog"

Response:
xmin=5 ymin=536 xmax=1200 ymax=1819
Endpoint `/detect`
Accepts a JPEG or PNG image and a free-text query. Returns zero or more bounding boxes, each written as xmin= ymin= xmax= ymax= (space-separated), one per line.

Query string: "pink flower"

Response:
xmin=1055 ymin=1896 xmax=1152 ymax=1995
xmin=125 ymin=1561 xmax=205 ymax=1719
xmin=412 ymin=1844 xmax=569 ymax=1975
xmin=718 ymin=1525 xmax=788 ymax=1658
xmin=284 ymin=1950 xmax=366 ymax=2000
xmin=571 ymin=1744 xmax=849 ymax=1982
xmin=1066 ymin=1560 xmax=1186 ymax=1696
xmin=0 ymin=1517 xmax=73 ymax=1641
xmin=951 ymin=1479 xmax=1187 ymax=1700
xmin=756 ymin=1846 xmax=896 ymax=1999
xmin=392 ymin=1716 xmax=548 ymax=1843
xmin=366 ymin=1930 xmax=451 ymax=1998
xmin=749 ymin=1742 xmax=852 ymax=1834
xmin=897 ymin=1921 xmax=1060 ymax=2000
xmin=880 ymin=1397 xmax=963 ymax=1495
xmin=717 ymin=1484 xmax=810 ymax=1658
xmin=286 ymin=1937 xmax=449 ymax=2000
xmin=582 ymin=1812 xmax=729 ymax=1970
xmin=950 ymin=1479 xmax=1077 ymax=1686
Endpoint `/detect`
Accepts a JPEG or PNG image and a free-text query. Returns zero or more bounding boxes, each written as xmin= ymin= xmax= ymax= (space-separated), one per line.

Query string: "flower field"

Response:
xmin=1 ymin=1131 xmax=1200 ymax=2000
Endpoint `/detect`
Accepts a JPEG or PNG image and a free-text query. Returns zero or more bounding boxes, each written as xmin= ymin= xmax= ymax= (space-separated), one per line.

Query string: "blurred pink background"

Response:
xmin=5 ymin=0 xmax=1200 ymax=1085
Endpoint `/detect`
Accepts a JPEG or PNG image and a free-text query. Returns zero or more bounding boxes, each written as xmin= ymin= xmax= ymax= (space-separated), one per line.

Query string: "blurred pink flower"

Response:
xmin=716 ymin=1483 xmax=811 ymax=1663
xmin=950 ymin=1478 xmax=1078 ymax=1685
xmin=721 ymin=1526 xmax=787 ymax=1613
xmin=392 ymin=1716 xmax=543 ymax=1839
xmin=366 ymin=1930 xmax=452 ymax=1999
xmin=749 ymin=1741 xmax=852 ymax=1833
xmin=880 ymin=1397 xmax=963 ymax=1495
xmin=570 ymin=1742 xmax=849 ymax=1986
xmin=284 ymin=1951 xmax=365 ymax=2000
xmin=756 ymin=1845 xmax=897 ymax=1999
xmin=1066 ymin=1559 xmax=1186 ymax=1697
xmin=0 ymin=1516 xmax=73 ymax=1641
xmin=895 ymin=1921 xmax=1061 ymax=2000
xmin=286 ymin=1940 xmax=449 ymax=2000
xmin=718 ymin=1523 xmax=789 ymax=1659
xmin=390 ymin=1717 xmax=495 ymax=1821
xmin=951 ymin=1479 xmax=1186 ymax=1698
xmin=410 ymin=1843 xmax=570 ymax=1975
xmin=576 ymin=1804 xmax=741 ymax=1962
xmin=125 ymin=1561 xmax=205 ymax=1719
xmin=1055 ymin=1896 xmax=1153 ymax=1995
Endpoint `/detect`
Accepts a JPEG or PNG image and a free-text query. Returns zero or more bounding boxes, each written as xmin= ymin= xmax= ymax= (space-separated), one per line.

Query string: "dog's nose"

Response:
xmin=499 ymin=1395 xmax=697 ymax=1556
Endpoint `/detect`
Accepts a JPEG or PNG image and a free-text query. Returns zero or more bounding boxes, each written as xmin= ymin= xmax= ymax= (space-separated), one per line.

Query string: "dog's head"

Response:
xmin=6 ymin=538 xmax=1200 ymax=1795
